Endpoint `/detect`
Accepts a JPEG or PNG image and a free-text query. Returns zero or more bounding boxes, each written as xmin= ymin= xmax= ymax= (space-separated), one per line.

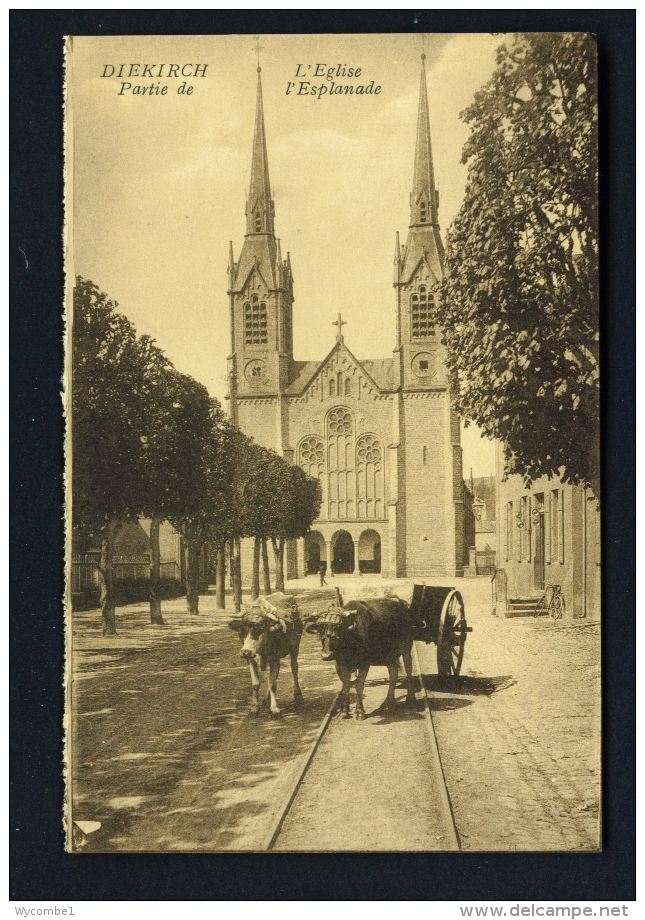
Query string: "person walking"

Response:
xmin=319 ymin=561 xmax=327 ymax=587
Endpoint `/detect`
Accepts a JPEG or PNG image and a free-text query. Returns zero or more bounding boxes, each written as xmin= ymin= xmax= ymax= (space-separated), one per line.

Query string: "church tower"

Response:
xmin=394 ymin=53 xmax=445 ymax=387
xmin=224 ymin=56 xmax=466 ymax=584
xmin=227 ymin=65 xmax=294 ymax=450
xmin=392 ymin=54 xmax=465 ymax=576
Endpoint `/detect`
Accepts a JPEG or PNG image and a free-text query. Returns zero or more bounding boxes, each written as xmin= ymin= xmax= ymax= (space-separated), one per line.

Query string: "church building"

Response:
xmin=226 ymin=57 xmax=467 ymax=580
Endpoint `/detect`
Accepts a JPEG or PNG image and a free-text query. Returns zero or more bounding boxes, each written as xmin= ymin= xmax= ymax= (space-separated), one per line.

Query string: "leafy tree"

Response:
xmin=205 ymin=424 xmax=252 ymax=612
xmin=166 ymin=397 xmax=231 ymax=616
xmin=208 ymin=434 xmax=321 ymax=603
xmin=72 ymin=277 xmax=165 ymax=635
xmin=236 ymin=442 xmax=278 ymax=602
xmin=438 ymin=33 xmax=599 ymax=495
xmin=139 ymin=367 xmax=224 ymax=623
xmin=269 ymin=462 xmax=322 ymax=592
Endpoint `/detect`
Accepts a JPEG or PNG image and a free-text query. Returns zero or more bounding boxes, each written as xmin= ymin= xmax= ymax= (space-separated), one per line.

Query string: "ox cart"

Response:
xmin=409 ymin=585 xmax=472 ymax=679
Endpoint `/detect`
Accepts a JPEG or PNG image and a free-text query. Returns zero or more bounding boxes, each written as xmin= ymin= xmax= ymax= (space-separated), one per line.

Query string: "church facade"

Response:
xmin=226 ymin=59 xmax=467 ymax=580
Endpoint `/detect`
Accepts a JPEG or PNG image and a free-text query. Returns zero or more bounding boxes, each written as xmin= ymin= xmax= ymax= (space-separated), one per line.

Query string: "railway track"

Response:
xmin=262 ymin=641 xmax=460 ymax=851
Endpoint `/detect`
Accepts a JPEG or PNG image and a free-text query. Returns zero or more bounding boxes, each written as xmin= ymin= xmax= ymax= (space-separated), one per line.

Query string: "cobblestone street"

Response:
xmin=415 ymin=577 xmax=601 ymax=850
xmin=69 ymin=575 xmax=600 ymax=851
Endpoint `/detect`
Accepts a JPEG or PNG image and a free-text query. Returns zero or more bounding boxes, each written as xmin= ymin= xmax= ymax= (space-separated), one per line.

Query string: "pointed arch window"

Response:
xmin=299 ymin=437 xmax=325 ymax=479
xmin=327 ymin=408 xmax=354 ymax=520
xmin=356 ymin=434 xmax=383 ymax=519
xmin=244 ymin=294 xmax=267 ymax=345
xmin=411 ymin=285 xmax=435 ymax=338
xmin=255 ymin=213 xmax=262 ymax=232
xmin=420 ymin=200 xmax=427 ymax=223
xmin=329 ymin=378 xmax=336 ymax=397
xmin=344 ymin=378 xmax=352 ymax=397
xmin=299 ymin=436 xmax=326 ymax=514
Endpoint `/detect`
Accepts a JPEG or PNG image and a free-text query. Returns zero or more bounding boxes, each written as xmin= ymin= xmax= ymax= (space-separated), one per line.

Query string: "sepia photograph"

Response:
xmin=64 ymin=31 xmax=600 ymax=853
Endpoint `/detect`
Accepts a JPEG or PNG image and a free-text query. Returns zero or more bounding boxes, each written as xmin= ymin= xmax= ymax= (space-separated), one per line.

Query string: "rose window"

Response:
xmin=299 ymin=437 xmax=324 ymax=473
xmin=356 ymin=435 xmax=381 ymax=465
xmin=328 ymin=408 xmax=353 ymax=437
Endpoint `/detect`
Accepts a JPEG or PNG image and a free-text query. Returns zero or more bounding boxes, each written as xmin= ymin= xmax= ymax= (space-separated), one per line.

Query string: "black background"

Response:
xmin=10 ymin=9 xmax=635 ymax=902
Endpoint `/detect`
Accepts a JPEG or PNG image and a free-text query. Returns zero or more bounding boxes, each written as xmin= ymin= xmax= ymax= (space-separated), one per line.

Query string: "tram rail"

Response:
xmin=262 ymin=644 xmax=460 ymax=851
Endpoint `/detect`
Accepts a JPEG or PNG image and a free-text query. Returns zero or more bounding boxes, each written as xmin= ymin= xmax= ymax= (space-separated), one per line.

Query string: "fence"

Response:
xmin=71 ymin=554 xmax=182 ymax=595
xmin=475 ymin=550 xmax=496 ymax=576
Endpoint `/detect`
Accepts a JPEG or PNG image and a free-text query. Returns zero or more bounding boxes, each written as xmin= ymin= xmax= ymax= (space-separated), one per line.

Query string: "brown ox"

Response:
xmin=229 ymin=598 xmax=304 ymax=718
xmin=305 ymin=596 xmax=416 ymax=720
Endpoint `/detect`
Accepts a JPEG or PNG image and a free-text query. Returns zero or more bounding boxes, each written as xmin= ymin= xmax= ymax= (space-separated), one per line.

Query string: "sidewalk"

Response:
xmin=417 ymin=577 xmax=601 ymax=850
xmin=283 ymin=573 xmax=600 ymax=851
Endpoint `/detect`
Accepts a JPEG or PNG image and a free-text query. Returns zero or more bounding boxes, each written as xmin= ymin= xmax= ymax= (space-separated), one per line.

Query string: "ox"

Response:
xmin=306 ymin=596 xmax=417 ymax=720
xmin=229 ymin=595 xmax=304 ymax=718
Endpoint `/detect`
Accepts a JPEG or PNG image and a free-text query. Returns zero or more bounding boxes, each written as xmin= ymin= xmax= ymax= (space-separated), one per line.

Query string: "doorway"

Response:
xmin=332 ymin=532 xmax=355 ymax=574
xmin=358 ymin=529 xmax=382 ymax=573
xmin=533 ymin=496 xmax=545 ymax=591
xmin=305 ymin=532 xmax=325 ymax=575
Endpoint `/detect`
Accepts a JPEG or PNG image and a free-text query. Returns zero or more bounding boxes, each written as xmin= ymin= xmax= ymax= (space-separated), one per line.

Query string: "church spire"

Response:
xmin=410 ymin=54 xmax=438 ymax=229
xmin=246 ymin=66 xmax=275 ymax=235
xmin=396 ymin=53 xmax=444 ymax=286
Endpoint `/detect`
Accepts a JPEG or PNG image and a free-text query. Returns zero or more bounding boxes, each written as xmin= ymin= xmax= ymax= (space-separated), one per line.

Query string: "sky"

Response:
xmin=68 ymin=32 xmax=500 ymax=478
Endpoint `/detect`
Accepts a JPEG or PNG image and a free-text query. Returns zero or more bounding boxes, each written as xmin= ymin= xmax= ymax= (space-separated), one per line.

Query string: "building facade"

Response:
xmin=494 ymin=443 xmax=600 ymax=619
xmin=226 ymin=60 xmax=467 ymax=581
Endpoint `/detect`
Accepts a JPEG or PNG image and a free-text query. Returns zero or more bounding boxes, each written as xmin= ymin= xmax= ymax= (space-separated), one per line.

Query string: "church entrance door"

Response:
xmin=307 ymin=542 xmax=321 ymax=575
xmin=332 ymin=531 xmax=354 ymax=574
xmin=305 ymin=532 xmax=325 ymax=575
xmin=358 ymin=529 xmax=381 ymax=574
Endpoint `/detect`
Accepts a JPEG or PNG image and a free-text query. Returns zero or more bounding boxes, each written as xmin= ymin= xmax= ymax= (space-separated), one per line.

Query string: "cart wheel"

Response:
xmin=550 ymin=594 xmax=565 ymax=620
xmin=437 ymin=590 xmax=467 ymax=679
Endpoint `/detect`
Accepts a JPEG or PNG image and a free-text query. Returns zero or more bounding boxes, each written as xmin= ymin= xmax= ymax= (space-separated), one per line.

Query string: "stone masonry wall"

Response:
xmin=401 ymin=392 xmax=455 ymax=576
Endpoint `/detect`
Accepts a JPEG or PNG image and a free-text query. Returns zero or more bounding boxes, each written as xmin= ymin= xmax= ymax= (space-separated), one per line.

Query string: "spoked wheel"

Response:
xmin=550 ymin=594 xmax=565 ymax=620
xmin=436 ymin=590 xmax=468 ymax=679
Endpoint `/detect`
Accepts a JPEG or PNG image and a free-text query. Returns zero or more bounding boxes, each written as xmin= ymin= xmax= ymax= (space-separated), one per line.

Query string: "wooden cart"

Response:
xmin=409 ymin=585 xmax=472 ymax=678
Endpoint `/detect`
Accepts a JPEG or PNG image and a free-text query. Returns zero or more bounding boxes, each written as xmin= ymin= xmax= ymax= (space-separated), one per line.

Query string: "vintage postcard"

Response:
xmin=64 ymin=33 xmax=600 ymax=852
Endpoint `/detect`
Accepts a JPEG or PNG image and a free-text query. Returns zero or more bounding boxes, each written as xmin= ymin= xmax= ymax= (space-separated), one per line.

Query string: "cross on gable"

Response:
xmin=332 ymin=312 xmax=347 ymax=343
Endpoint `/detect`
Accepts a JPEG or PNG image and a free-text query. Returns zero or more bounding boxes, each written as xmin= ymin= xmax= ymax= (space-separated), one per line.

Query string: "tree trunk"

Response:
xmin=251 ymin=536 xmax=261 ymax=601
xmin=228 ymin=540 xmax=234 ymax=595
xmin=149 ymin=515 xmax=164 ymax=625
xmin=278 ymin=538 xmax=285 ymax=592
xmin=271 ymin=536 xmax=285 ymax=593
xmin=233 ymin=537 xmax=242 ymax=613
xmin=185 ymin=534 xmax=201 ymax=615
xmin=261 ymin=537 xmax=271 ymax=595
xmin=98 ymin=516 xmax=120 ymax=637
xmin=215 ymin=540 xmax=226 ymax=610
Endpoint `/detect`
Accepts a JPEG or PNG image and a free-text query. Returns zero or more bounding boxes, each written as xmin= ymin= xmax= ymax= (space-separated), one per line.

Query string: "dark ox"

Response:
xmin=306 ymin=597 xmax=416 ymax=720
xmin=229 ymin=608 xmax=304 ymax=718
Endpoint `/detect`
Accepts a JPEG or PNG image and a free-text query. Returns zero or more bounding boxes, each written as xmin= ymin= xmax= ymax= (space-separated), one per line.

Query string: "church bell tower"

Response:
xmin=392 ymin=53 xmax=465 ymax=577
xmin=394 ymin=52 xmax=446 ymax=391
xmin=227 ymin=65 xmax=294 ymax=430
